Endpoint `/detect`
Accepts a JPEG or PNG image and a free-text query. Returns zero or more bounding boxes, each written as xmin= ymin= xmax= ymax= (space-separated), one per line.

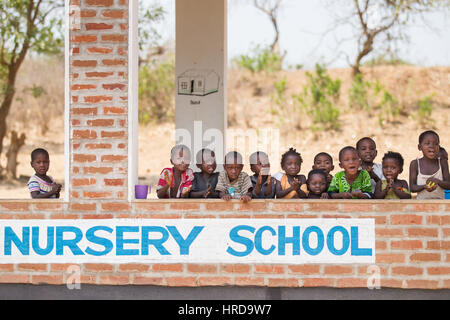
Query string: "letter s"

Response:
xmin=226 ymin=225 xmax=255 ymax=257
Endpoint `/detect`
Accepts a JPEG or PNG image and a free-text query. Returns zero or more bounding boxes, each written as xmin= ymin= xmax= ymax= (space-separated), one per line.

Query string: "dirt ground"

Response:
xmin=1 ymin=65 xmax=449 ymax=199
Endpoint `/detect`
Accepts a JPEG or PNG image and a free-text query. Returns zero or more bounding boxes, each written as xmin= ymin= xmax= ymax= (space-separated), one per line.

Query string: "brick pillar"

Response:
xmin=69 ymin=0 xmax=129 ymax=211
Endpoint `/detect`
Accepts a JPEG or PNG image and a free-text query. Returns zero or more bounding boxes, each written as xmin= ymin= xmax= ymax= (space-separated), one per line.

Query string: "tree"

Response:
xmin=326 ymin=0 xmax=448 ymax=77
xmin=252 ymin=0 xmax=294 ymax=63
xmin=138 ymin=0 xmax=166 ymax=66
xmin=252 ymin=0 xmax=285 ymax=55
xmin=0 ymin=0 xmax=62 ymax=172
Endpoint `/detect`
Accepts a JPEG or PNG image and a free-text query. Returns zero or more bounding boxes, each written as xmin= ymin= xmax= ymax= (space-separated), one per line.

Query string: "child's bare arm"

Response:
xmin=409 ymin=160 xmax=425 ymax=193
xmin=331 ymin=192 xmax=353 ymax=199
xmin=374 ymin=180 xmax=387 ymax=199
xmin=430 ymin=158 xmax=450 ymax=190
xmin=296 ymin=175 xmax=307 ymax=198
xmin=30 ymin=184 xmax=61 ymax=199
xmin=392 ymin=180 xmax=412 ymax=199
xmin=264 ymin=175 xmax=273 ymax=196
xmin=219 ymin=190 xmax=232 ymax=201
xmin=275 ymin=179 xmax=295 ymax=198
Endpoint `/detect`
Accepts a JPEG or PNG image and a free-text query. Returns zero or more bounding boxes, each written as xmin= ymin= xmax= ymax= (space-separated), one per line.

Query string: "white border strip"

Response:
xmin=64 ymin=0 xmax=70 ymax=202
xmin=128 ymin=0 xmax=139 ymax=201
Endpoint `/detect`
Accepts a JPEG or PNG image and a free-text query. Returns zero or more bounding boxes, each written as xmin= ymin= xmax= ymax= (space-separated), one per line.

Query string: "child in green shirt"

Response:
xmin=328 ymin=146 xmax=372 ymax=199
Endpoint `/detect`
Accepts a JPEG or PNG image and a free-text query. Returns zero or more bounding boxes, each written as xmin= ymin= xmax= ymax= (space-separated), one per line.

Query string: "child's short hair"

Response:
xmin=249 ymin=151 xmax=269 ymax=166
xmin=196 ymin=148 xmax=215 ymax=165
xmin=338 ymin=146 xmax=357 ymax=161
xmin=225 ymin=151 xmax=243 ymax=165
xmin=418 ymin=130 xmax=439 ymax=144
xmin=313 ymin=152 xmax=333 ymax=164
xmin=31 ymin=148 xmax=49 ymax=161
xmin=171 ymin=144 xmax=191 ymax=161
xmin=280 ymin=148 xmax=302 ymax=167
xmin=307 ymin=169 xmax=327 ymax=182
xmin=382 ymin=151 xmax=404 ymax=169
xmin=356 ymin=137 xmax=376 ymax=150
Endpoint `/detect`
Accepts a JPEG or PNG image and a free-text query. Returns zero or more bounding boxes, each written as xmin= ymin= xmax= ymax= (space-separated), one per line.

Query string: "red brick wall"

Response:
xmin=0 ymin=199 xmax=448 ymax=289
xmin=70 ymin=0 xmax=129 ymax=207
xmin=1 ymin=1 xmax=447 ymax=290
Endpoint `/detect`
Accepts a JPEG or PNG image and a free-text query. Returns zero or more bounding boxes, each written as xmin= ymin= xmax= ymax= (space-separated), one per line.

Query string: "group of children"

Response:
xmin=27 ymin=130 xmax=449 ymax=200
xmin=156 ymin=130 xmax=449 ymax=201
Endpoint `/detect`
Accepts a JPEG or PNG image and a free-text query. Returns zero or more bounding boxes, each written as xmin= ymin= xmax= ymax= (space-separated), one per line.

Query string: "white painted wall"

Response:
xmin=175 ymin=0 xmax=227 ymax=166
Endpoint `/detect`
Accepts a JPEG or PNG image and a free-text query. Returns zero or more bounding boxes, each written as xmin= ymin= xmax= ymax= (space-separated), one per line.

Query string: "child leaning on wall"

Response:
xmin=156 ymin=144 xmax=194 ymax=199
xmin=409 ymin=130 xmax=450 ymax=199
xmin=189 ymin=148 xmax=220 ymax=198
xmin=249 ymin=151 xmax=276 ymax=199
xmin=28 ymin=148 xmax=62 ymax=199
xmin=328 ymin=146 xmax=373 ymax=199
xmin=215 ymin=151 xmax=252 ymax=203
xmin=374 ymin=151 xmax=411 ymax=199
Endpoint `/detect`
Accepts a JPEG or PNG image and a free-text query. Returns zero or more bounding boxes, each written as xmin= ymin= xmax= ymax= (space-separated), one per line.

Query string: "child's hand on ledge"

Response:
xmin=222 ymin=194 xmax=232 ymax=201
xmin=337 ymin=192 xmax=353 ymax=199
xmin=240 ymin=194 xmax=252 ymax=203
xmin=320 ymin=193 xmax=330 ymax=199
xmin=352 ymin=189 xmax=368 ymax=199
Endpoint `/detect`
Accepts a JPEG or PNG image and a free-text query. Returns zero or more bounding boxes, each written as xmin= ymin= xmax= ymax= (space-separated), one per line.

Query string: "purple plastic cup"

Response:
xmin=135 ymin=185 xmax=149 ymax=199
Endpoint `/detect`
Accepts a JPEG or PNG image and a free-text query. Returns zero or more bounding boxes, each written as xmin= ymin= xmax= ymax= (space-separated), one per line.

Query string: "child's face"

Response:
xmin=282 ymin=154 xmax=301 ymax=176
xmin=357 ymin=139 xmax=377 ymax=164
xmin=308 ymin=174 xmax=327 ymax=195
xmin=313 ymin=155 xmax=334 ymax=174
xmin=224 ymin=163 xmax=243 ymax=181
xmin=382 ymin=158 xmax=402 ymax=181
xmin=31 ymin=153 xmax=50 ymax=176
xmin=171 ymin=149 xmax=190 ymax=172
xmin=339 ymin=150 xmax=360 ymax=176
xmin=419 ymin=134 xmax=439 ymax=160
xmin=250 ymin=156 xmax=270 ymax=176
xmin=197 ymin=152 xmax=216 ymax=174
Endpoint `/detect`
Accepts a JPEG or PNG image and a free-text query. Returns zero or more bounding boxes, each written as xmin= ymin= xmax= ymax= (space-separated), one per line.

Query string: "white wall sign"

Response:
xmin=0 ymin=219 xmax=375 ymax=264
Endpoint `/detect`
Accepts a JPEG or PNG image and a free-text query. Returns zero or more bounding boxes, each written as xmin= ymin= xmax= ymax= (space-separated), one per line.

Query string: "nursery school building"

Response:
xmin=0 ymin=0 xmax=448 ymax=300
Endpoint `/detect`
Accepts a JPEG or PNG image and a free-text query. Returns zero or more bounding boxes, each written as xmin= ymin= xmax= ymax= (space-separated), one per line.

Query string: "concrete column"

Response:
xmin=175 ymin=0 xmax=227 ymax=166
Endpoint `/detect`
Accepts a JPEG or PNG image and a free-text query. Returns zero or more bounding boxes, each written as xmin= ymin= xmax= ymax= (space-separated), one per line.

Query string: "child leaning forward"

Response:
xmin=28 ymin=148 xmax=62 ymax=199
xmin=275 ymin=148 xmax=307 ymax=199
xmin=156 ymin=144 xmax=194 ymax=199
xmin=374 ymin=151 xmax=411 ymax=199
xmin=215 ymin=151 xmax=252 ymax=203
xmin=249 ymin=151 xmax=276 ymax=199
xmin=189 ymin=148 xmax=220 ymax=198
xmin=328 ymin=146 xmax=372 ymax=199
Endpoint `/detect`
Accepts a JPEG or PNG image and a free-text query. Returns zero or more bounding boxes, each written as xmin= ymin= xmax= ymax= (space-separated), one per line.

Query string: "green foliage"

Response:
xmin=413 ymin=94 xmax=435 ymax=128
xmin=26 ymin=84 xmax=46 ymax=99
xmin=292 ymin=64 xmax=341 ymax=131
xmin=377 ymin=87 xmax=401 ymax=127
xmin=138 ymin=56 xmax=175 ymax=124
xmin=348 ymin=74 xmax=404 ymax=127
xmin=348 ymin=73 xmax=372 ymax=111
xmin=0 ymin=0 xmax=63 ymax=98
xmin=269 ymin=76 xmax=293 ymax=127
xmin=139 ymin=1 xmax=165 ymax=54
xmin=233 ymin=45 xmax=282 ymax=73
xmin=363 ymin=54 xmax=412 ymax=67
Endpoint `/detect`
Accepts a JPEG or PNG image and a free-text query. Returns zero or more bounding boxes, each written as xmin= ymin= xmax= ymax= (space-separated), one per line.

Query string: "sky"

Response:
xmin=152 ymin=0 xmax=449 ymax=69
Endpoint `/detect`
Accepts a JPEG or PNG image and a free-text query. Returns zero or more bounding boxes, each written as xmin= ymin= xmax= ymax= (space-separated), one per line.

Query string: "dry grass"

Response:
xmin=0 ymin=57 xmax=448 ymax=198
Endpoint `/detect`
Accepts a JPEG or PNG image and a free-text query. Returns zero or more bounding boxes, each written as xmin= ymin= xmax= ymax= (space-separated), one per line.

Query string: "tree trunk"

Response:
xmin=0 ymin=66 xmax=20 ymax=160
xmin=5 ymin=131 xmax=26 ymax=180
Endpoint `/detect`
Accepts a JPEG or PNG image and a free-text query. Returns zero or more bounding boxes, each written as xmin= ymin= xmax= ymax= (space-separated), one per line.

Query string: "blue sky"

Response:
xmin=154 ymin=0 xmax=449 ymax=69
